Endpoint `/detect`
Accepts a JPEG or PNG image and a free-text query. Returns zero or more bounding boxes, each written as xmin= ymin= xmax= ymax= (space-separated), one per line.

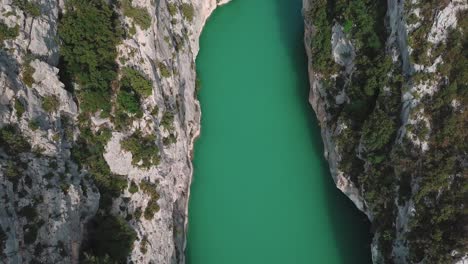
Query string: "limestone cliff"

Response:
xmin=0 ymin=0 xmax=228 ymax=263
xmin=303 ymin=0 xmax=467 ymax=263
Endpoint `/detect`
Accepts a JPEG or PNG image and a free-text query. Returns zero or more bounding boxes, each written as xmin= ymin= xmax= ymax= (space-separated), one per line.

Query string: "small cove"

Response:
xmin=186 ymin=0 xmax=373 ymax=263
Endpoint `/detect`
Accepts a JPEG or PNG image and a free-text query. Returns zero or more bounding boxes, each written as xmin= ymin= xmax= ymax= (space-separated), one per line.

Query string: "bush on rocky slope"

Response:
xmin=121 ymin=130 xmax=160 ymax=169
xmin=0 ymin=22 xmax=19 ymax=43
xmin=58 ymin=0 xmax=121 ymax=114
xmin=83 ymin=213 xmax=137 ymax=263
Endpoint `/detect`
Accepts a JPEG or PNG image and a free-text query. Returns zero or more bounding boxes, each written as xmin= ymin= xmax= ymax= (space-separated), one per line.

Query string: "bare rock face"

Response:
xmin=0 ymin=0 xmax=229 ymax=263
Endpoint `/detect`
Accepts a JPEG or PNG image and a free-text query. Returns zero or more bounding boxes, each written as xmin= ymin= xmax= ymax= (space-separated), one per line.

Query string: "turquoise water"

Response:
xmin=186 ymin=0 xmax=372 ymax=263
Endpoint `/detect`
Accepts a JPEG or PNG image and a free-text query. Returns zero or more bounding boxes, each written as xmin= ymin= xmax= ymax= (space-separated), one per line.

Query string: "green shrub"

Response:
xmin=180 ymin=3 xmax=194 ymax=22
xmin=139 ymin=180 xmax=159 ymax=200
xmin=163 ymin=133 xmax=177 ymax=146
xmin=14 ymin=99 xmax=26 ymax=119
xmin=58 ymin=0 xmax=121 ymax=114
xmin=42 ymin=95 xmax=60 ymax=112
xmin=151 ymin=105 xmax=159 ymax=116
xmin=140 ymin=180 xmax=160 ymax=220
xmin=160 ymin=111 xmax=174 ymax=131
xmin=144 ymin=198 xmax=159 ymax=220
xmin=168 ymin=3 xmax=177 ymax=16
xmin=13 ymin=0 xmax=41 ymax=17
xmin=0 ymin=22 xmax=19 ymax=43
xmin=121 ymin=131 xmax=160 ymax=169
xmin=361 ymin=109 xmax=396 ymax=152
xmin=134 ymin=207 xmax=142 ymax=219
xmin=307 ymin=0 xmax=334 ymax=74
xmin=0 ymin=125 xmax=31 ymax=155
xmin=117 ymin=89 xmax=141 ymax=114
xmin=121 ymin=67 xmax=153 ymax=97
xmin=158 ymin=62 xmax=171 ymax=78
xmin=22 ymin=61 xmax=35 ymax=88
xmin=5 ymin=161 xmax=21 ymax=181
xmin=84 ymin=214 xmax=136 ymax=263
xmin=28 ymin=119 xmax=40 ymax=131
xmin=112 ymin=110 xmax=133 ymax=131
xmin=121 ymin=0 xmax=151 ymax=30
xmin=128 ymin=180 xmax=138 ymax=194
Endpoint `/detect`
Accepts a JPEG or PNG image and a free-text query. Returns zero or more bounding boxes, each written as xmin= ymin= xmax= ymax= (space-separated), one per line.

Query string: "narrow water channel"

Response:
xmin=186 ymin=0 xmax=372 ymax=263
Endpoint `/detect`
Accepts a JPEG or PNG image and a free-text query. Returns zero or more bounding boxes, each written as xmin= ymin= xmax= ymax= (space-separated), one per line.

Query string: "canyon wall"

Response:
xmin=303 ymin=0 xmax=467 ymax=263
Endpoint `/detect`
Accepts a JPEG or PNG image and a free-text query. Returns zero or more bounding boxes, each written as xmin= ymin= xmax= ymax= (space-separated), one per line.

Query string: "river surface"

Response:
xmin=186 ymin=0 xmax=372 ymax=263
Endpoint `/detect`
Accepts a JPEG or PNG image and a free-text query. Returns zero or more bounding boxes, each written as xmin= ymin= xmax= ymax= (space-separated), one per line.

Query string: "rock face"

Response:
xmin=303 ymin=0 xmax=467 ymax=263
xmin=0 ymin=0 xmax=229 ymax=263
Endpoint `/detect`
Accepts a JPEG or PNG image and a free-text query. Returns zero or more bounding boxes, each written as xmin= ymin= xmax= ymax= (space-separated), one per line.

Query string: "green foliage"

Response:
xmin=343 ymin=20 xmax=353 ymax=33
xmin=121 ymin=131 xmax=160 ymax=169
xmin=140 ymin=180 xmax=160 ymax=220
xmin=307 ymin=0 xmax=334 ymax=74
xmin=84 ymin=213 xmax=136 ymax=263
xmin=128 ymin=180 xmax=138 ymax=194
xmin=14 ymin=99 xmax=26 ymax=119
xmin=58 ymin=0 xmax=121 ymax=114
xmin=134 ymin=207 xmax=142 ymax=219
xmin=338 ymin=0 xmax=385 ymax=53
xmin=42 ymin=95 xmax=60 ymax=113
xmin=117 ymin=89 xmax=141 ymax=114
xmin=121 ymin=0 xmax=151 ymax=30
xmin=158 ymin=62 xmax=171 ymax=78
xmin=0 ymin=22 xmax=19 ymax=43
xmin=121 ymin=67 xmax=153 ymax=97
xmin=13 ymin=0 xmax=41 ymax=17
xmin=160 ymin=111 xmax=174 ymax=131
xmin=144 ymin=199 xmax=159 ymax=220
xmin=4 ymin=161 xmax=22 ymax=183
xmin=112 ymin=110 xmax=133 ymax=131
xmin=180 ymin=3 xmax=194 ymax=22
xmin=163 ymin=133 xmax=177 ymax=146
xmin=28 ymin=119 xmax=40 ymax=131
xmin=361 ymin=109 xmax=396 ymax=152
xmin=167 ymin=3 xmax=177 ymax=16
xmin=404 ymin=14 xmax=468 ymax=262
xmin=22 ymin=61 xmax=35 ymax=88
xmin=0 ymin=125 xmax=31 ymax=155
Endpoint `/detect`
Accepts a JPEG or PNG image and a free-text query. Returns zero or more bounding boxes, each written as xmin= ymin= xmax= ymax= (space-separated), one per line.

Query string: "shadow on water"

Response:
xmin=273 ymin=0 xmax=373 ymax=263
